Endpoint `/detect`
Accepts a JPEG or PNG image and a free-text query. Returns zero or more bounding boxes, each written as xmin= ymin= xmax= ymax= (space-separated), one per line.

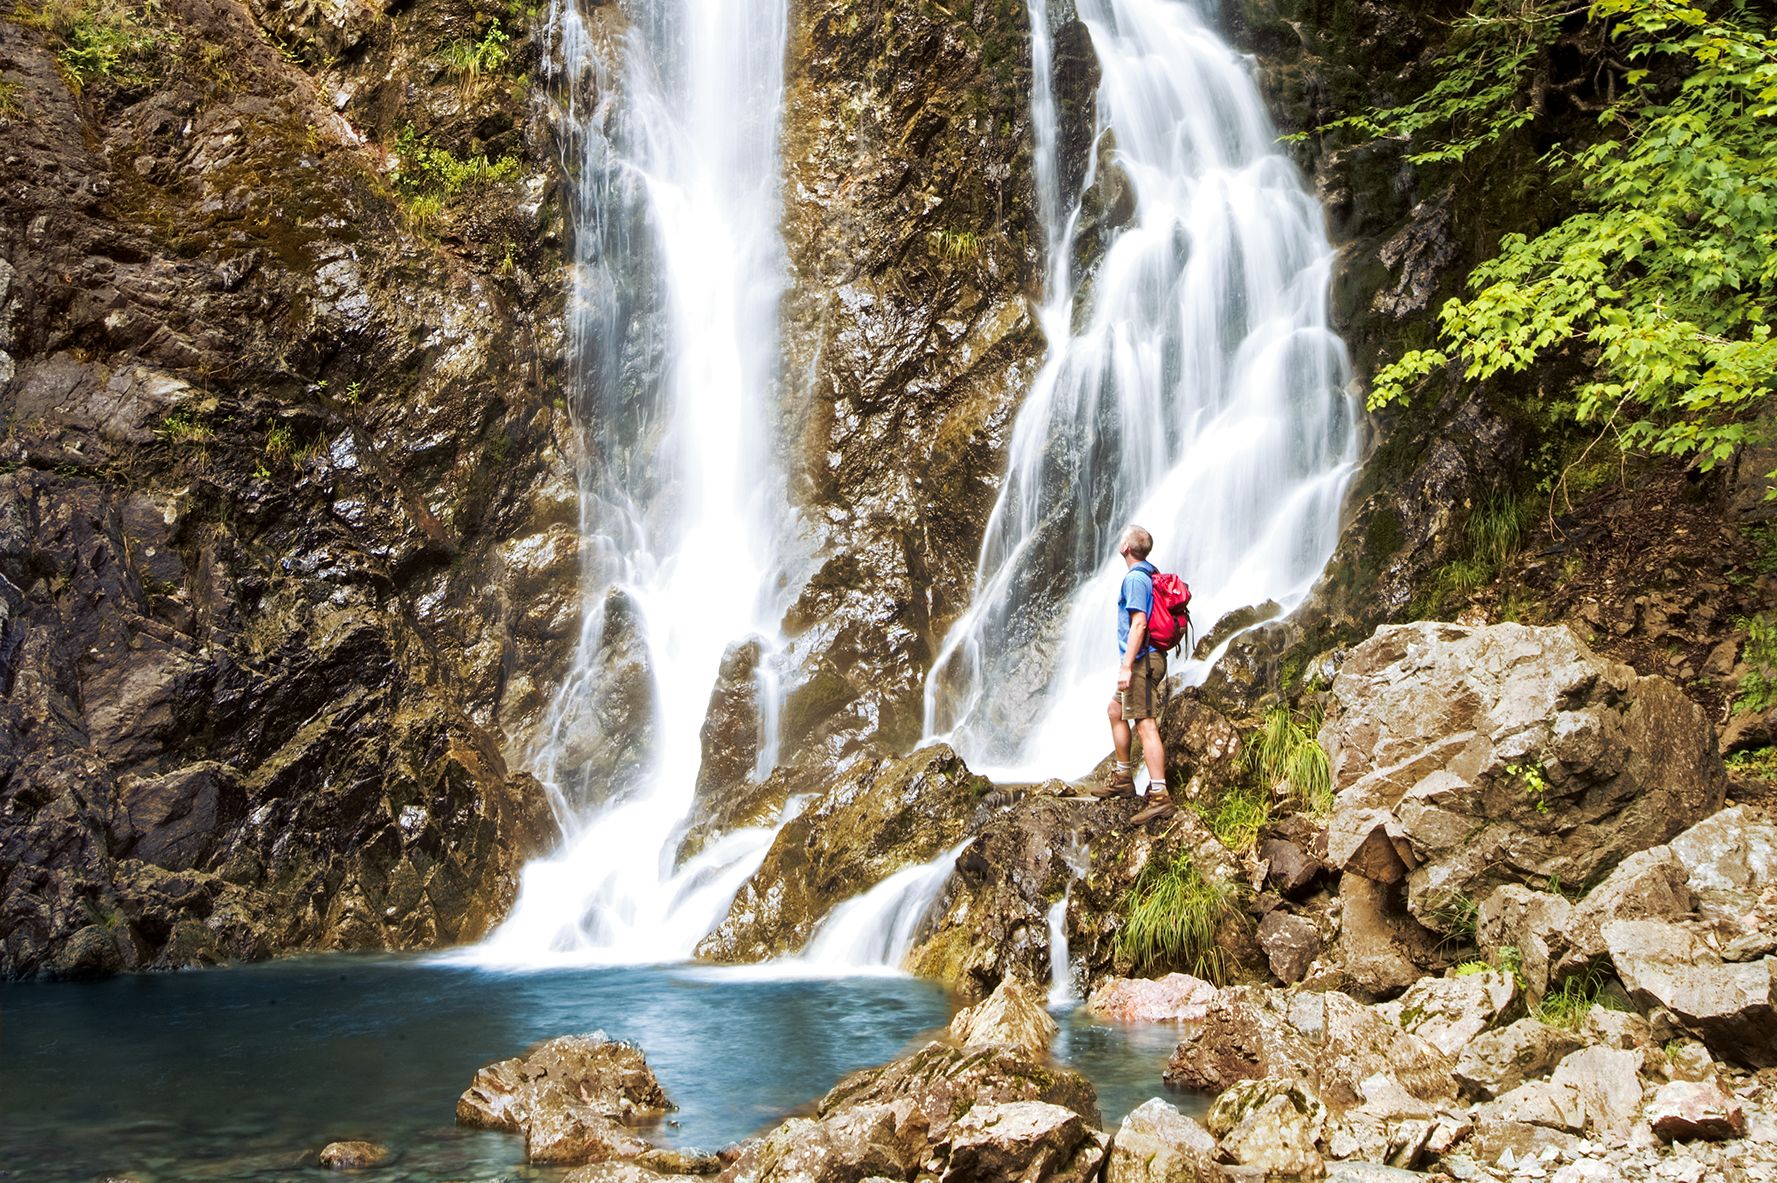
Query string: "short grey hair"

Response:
xmin=1119 ymin=524 xmax=1153 ymax=560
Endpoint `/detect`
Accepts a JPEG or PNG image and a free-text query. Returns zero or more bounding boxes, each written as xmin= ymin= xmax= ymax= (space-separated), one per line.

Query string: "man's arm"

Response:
xmin=1119 ymin=610 xmax=1149 ymax=690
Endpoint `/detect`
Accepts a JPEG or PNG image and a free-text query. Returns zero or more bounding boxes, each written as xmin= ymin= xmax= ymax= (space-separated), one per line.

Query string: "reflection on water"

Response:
xmin=0 ymin=956 xmax=1197 ymax=1182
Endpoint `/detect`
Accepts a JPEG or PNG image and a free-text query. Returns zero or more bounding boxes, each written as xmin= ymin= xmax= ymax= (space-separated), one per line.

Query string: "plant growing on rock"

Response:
xmin=1196 ymin=782 xmax=1270 ymax=854
xmin=391 ymin=125 xmax=522 ymax=207
xmin=155 ymin=409 xmax=211 ymax=445
xmin=436 ymin=20 xmax=512 ymax=83
xmin=1733 ymin=613 xmax=1777 ymax=714
xmin=1534 ymin=967 xmax=1622 ymax=1029
xmin=24 ymin=0 xmax=170 ymax=91
xmin=1362 ymin=0 xmax=1777 ymax=488
xmin=1505 ymin=759 xmax=1551 ymax=814
xmin=1114 ymin=851 xmax=1244 ymax=984
xmin=1246 ymin=705 xmax=1332 ymax=815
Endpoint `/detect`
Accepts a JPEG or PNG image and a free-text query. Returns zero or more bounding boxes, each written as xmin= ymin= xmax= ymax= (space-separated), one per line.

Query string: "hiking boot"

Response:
xmin=1089 ymin=768 xmax=1136 ymax=799
xmin=1130 ymin=790 xmax=1176 ymax=825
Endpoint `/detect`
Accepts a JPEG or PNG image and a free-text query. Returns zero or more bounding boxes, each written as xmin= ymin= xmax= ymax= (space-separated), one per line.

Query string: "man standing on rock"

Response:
xmin=1094 ymin=524 xmax=1173 ymax=823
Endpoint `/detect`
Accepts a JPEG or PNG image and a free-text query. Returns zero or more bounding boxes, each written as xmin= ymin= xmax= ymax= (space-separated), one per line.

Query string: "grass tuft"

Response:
xmin=1246 ymin=705 xmax=1332 ymax=815
xmin=1114 ymin=852 xmax=1243 ymax=984
xmin=1196 ymin=781 xmax=1270 ymax=854
xmin=1534 ymin=968 xmax=1622 ymax=1029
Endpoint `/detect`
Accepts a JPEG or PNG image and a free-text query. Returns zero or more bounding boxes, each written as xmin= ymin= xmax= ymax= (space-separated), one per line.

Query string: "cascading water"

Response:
xmin=925 ymin=0 xmax=1360 ymax=780
xmin=475 ymin=0 xmax=795 ymax=964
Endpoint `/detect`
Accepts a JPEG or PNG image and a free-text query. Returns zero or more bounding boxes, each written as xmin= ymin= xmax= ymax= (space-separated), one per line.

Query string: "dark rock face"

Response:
xmin=0 ymin=0 xmax=574 ymax=975
xmin=770 ymin=0 xmax=1097 ymax=769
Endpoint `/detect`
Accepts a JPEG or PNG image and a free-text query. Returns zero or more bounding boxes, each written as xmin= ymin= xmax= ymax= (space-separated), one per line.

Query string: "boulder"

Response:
xmin=527 ymin=1110 xmax=651 ymax=1167
xmin=1645 ymin=1078 xmax=1746 ymax=1142
xmin=1262 ymin=836 xmax=1328 ymax=900
xmin=1205 ymin=1078 xmax=1327 ymax=1177
xmin=1548 ymin=1046 xmax=1645 ymax=1137
xmin=726 ymin=1033 xmax=1100 ymax=1183
xmin=1163 ymin=988 xmax=1453 ymax=1111
xmin=457 ymin=1034 xmax=673 ymax=1133
xmin=928 ymin=1101 xmax=1106 ymax=1182
xmin=1556 ymin=847 xmax=1695 ymax=979
xmin=697 ymin=744 xmax=982 ymax=963
xmin=1453 ymin=1018 xmax=1585 ymax=1101
xmin=1085 ymin=973 xmax=1218 ymax=1023
xmin=565 ymin=1166 xmax=702 ymax=1183
xmin=1257 ymin=910 xmax=1323 ymax=985
xmin=1322 ymin=623 xmax=1725 ymax=929
xmin=1602 ymin=919 xmax=1777 ymax=1065
xmin=1477 ymin=885 xmax=1572 ymax=1005
xmin=1102 ymin=1098 xmax=1219 ymax=1183
xmin=1378 ymin=970 xmax=1518 ymax=1057
xmin=318 ymin=1140 xmax=391 ymax=1169
xmin=1667 ymin=806 xmax=1777 ymax=901
xmin=1331 ymin=874 xmax=1440 ymax=1001
xmin=946 ymin=978 xmax=1058 ymax=1057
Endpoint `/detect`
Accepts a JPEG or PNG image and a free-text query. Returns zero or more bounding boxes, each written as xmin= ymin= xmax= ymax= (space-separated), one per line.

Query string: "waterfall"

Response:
xmin=474 ymin=0 xmax=795 ymax=965
xmin=1046 ymin=892 xmax=1076 ymax=1007
xmin=924 ymin=0 xmax=1360 ymax=780
xmin=797 ymin=844 xmax=970 ymax=971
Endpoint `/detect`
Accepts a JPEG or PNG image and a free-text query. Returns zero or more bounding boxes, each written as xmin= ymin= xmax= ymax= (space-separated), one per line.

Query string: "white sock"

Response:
xmin=1115 ymin=760 xmax=1135 ymax=773
xmin=1149 ymin=781 xmax=1169 ymax=796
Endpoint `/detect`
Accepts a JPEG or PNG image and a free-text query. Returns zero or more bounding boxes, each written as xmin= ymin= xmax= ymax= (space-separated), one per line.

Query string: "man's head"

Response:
xmin=1117 ymin=524 xmax=1153 ymax=564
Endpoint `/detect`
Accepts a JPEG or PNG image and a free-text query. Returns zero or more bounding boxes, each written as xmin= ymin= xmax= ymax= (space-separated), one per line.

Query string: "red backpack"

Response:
xmin=1145 ymin=572 xmax=1193 ymax=654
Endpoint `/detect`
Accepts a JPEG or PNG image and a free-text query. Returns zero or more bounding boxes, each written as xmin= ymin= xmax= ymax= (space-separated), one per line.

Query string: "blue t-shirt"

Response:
xmin=1117 ymin=561 xmax=1157 ymax=657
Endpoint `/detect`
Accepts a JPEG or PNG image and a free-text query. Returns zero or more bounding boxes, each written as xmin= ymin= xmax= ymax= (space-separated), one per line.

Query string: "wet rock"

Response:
xmin=1453 ymin=1018 xmax=1586 ymax=1102
xmin=457 ymin=1034 xmax=673 ymax=1144
xmin=1085 ymin=973 xmax=1218 ymax=1023
xmin=318 ymin=1140 xmax=391 ymax=1169
xmin=1602 ymin=919 xmax=1777 ymax=1066
xmin=724 ymin=1030 xmax=1099 ymax=1183
xmin=906 ymin=791 xmax=1116 ymax=999
xmin=1163 ymin=988 xmax=1453 ymax=1111
xmin=1205 ymin=1078 xmax=1327 ymax=1177
xmin=772 ymin=0 xmax=1069 ymax=765
xmin=1102 ymin=1097 xmax=1218 ymax=1183
xmin=565 ymin=1165 xmax=701 ymax=1183
xmin=679 ymin=638 xmax=770 ymax=858
xmin=946 ymin=978 xmax=1058 ymax=1057
xmin=698 ymin=744 xmax=983 ymax=963
xmin=1322 ymin=622 xmax=1726 ymax=931
xmin=928 ymin=1100 xmax=1106 ymax=1183
xmin=0 ymin=0 xmax=569 ymax=978
xmin=1257 ymin=910 xmax=1323 ymax=984
xmin=1646 ymin=1078 xmax=1746 ymax=1142
xmin=1378 ymin=970 xmax=1518 ymax=1058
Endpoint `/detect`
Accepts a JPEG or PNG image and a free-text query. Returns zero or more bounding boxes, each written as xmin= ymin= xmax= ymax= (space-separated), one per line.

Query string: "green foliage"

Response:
xmin=1506 ymin=759 xmax=1551 ymax=813
xmin=0 ymin=79 xmax=22 ymax=118
xmin=1246 ymin=705 xmax=1333 ymax=815
xmin=1452 ymin=959 xmax=1494 ymax=977
xmin=436 ymin=20 xmax=511 ymax=79
xmin=1735 ymin=613 xmax=1777 ymax=714
xmin=1196 ymin=781 xmax=1271 ymax=854
xmin=1321 ymin=0 xmax=1563 ymax=166
xmin=1418 ymin=490 xmax=1535 ymax=614
xmin=25 ymin=0 xmax=169 ymax=91
xmin=391 ymin=125 xmax=521 ymax=206
xmin=1725 ymin=745 xmax=1777 ymax=779
xmin=156 ymin=409 xmax=212 ymax=444
xmin=1535 ymin=968 xmax=1623 ymax=1028
xmin=1115 ymin=852 xmax=1243 ymax=984
xmin=1365 ymin=0 xmax=1777 ymax=488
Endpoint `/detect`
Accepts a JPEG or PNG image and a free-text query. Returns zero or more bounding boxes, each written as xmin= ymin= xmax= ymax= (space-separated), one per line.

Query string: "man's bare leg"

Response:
xmin=1108 ymin=698 xmax=1132 ymax=763
xmin=1134 ymin=718 xmax=1165 ymax=786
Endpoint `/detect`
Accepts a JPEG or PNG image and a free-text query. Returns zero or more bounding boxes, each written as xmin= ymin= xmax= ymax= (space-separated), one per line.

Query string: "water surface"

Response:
xmin=1 ymin=956 xmax=1192 ymax=1182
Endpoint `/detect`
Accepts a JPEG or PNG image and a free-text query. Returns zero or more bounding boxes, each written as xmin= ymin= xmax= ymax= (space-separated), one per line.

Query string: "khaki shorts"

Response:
xmin=1116 ymin=650 xmax=1168 ymax=721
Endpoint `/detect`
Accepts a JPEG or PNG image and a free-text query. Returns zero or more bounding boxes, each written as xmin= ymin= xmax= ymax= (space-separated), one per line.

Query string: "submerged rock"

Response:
xmin=318 ymin=1140 xmax=391 ymax=1169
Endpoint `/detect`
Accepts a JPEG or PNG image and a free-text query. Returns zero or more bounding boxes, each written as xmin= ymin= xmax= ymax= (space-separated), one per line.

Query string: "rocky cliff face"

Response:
xmin=0 ymin=0 xmax=579 ymax=976
xmin=767 ymin=0 xmax=1096 ymax=768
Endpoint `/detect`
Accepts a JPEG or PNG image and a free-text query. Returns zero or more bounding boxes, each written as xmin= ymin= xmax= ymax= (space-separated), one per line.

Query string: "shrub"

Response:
xmin=1115 ymin=852 xmax=1243 ymax=984
xmin=391 ymin=125 xmax=522 ymax=204
xmin=1734 ymin=614 xmax=1777 ymax=715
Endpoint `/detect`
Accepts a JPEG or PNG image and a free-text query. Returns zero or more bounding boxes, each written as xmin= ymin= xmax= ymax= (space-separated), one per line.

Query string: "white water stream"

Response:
xmin=925 ymin=0 xmax=1360 ymax=780
xmin=477 ymin=0 xmax=1358 ymax=971
xmin=474 ymin=0 xmax=795 ymax=965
